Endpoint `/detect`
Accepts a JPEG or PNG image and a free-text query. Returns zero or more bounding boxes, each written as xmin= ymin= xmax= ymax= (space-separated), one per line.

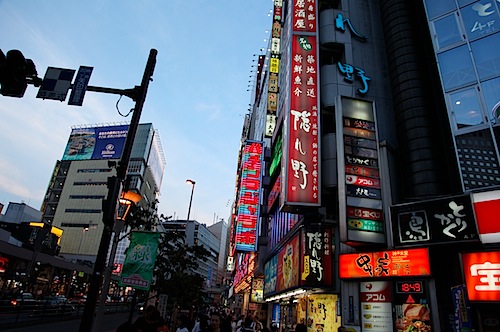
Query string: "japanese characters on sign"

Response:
xmin=339 ymin=248 xmax=431 ymax=279
xmin=277 ymin=234 xmax=300 ymax=292
xmin=338 ymin=97 xmax=384 ymax=242
xmin=235 ymin=141 xmax=264 ymax=252
xmin=391 ymin=194 xmax=479 ymax=245
xmin=462 ymin=250 xmax=500 ymax=301
xmin=300 ymin=225 xmax=333 ymax=287
xmin=304 ymin=294 xmax=341 ymax=332
xmin=292 ymin=0 xmax=317 ymax=33
xmin=360 ymin=281 xmax=393 ymax=332
xmin=251 ymin=277 xmax=265 ymax=303
xmin=264 ymin=255 xmax=278 ymax=297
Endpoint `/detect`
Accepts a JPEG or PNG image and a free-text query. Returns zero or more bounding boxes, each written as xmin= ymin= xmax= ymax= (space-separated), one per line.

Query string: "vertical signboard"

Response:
xmin=360 ymin=281 xmax=393 ymax=332
xmin=277 ymin=234 xmax=300 ymax=292
xmin=282 ymin=0 xmax=320 ymax=208
xmin=393 ymin=281 xmax=432 ymax=332
xmin=235 ymin=141 xmax=264 ymax=252
xmin=251 ymin=277 xmax=265 ymax=303
xmin=119 ymin=231 xmax=160 ymax=291
xmin=300 ymin=225 xmax=333 ymax=287
xmin=306 ymin=294 xmax=341 ymax=332
xmin=337 ymin=96 xmax=385 ymax=244
xmin=462 ymin=250 xmax=500 ymax=302
xmin=264 ymin=255 xmax=278 ymax=297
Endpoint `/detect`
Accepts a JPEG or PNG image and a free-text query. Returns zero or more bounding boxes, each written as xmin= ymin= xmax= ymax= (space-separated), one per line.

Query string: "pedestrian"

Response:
xmin=176 ymin=314 xmax=190 ymax=332
xmin=209 ymin=312 xmax=222 ymax=332
xmin=133 ymin=305 xmax=168 ymax=332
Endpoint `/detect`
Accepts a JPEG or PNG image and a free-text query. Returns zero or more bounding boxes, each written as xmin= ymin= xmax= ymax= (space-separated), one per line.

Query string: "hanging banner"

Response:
xmin=119 ymin=231 xmax=160 ymax=291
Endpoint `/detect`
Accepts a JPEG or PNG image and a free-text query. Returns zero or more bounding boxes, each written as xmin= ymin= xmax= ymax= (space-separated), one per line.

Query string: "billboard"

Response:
xmin=472 ymin=190 xmax=500 ymax=244
xmin=235 ymin=141 xmax=264 ymax=252
xmin=277 ymin=233 xmax=300 ymax=292
xmin=339 ymin=248 xmax=431 ymax=279
xmin=62 ymin=124 xmax=129 ymax=160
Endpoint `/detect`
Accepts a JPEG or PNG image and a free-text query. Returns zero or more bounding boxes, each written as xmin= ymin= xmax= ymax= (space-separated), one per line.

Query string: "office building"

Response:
xmin=228 ymin=1 xmax=500 ymax=331
xmin=40 ymin=123 xmax=166 ymax=266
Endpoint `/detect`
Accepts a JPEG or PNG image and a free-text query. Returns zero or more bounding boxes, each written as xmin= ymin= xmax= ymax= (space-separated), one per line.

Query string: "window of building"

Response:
xmin=450 ymin=87 xmax=485 ymax=129
xmin=65 ymin=209 xmax=102 ymax=213
xmin=481 ymin=77 xmax=500 ymax=123
xmin=433 ymin=13 xmax=463 ymax=49
xmin=77 ymin=168 xmax=112 ymax=173
xmin=424 ymin=0 xmax=456 ymax=19
xmin=471 ymin=32 xmax=500 ymax=80
xmin=458 ymin=0 xmax=479 ymax=7
xmin=438 ymin=45 xmax=476 ymax=91
xmin=69 ymin=195 xmax=105 ymax=199
xmin=460 ymin=2 xmax=499 ymax=41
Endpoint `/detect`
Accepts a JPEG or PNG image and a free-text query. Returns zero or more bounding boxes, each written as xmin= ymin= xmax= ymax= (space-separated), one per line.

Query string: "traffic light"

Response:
xmin=0 ymin=49 xmax=39 ymax=97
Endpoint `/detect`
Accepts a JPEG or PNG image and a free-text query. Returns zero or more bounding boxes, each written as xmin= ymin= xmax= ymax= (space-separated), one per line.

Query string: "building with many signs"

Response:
xmin=40 ymin=123 xmax=166 ymax=268
xmin=227 ymin=0 xmax=500 ymax=331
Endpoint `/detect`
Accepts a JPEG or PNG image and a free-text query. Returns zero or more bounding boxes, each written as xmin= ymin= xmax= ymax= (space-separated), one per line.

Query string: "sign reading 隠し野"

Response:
xmin=119 ymin=231 xmax=160 ymax=291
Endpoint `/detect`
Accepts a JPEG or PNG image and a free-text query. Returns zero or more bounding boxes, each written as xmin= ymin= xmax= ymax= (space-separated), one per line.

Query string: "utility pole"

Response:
xmin=79 ymin=48 xmax=157 ymax=332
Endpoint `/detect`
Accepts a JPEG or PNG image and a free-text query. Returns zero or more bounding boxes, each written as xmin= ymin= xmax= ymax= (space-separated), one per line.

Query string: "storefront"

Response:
xmin=264 ymin=224 xmax=343 ymax=332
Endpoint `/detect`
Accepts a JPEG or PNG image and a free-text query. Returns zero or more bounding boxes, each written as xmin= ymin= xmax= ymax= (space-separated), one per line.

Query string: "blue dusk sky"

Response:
xmin=0 ymin=1 xmax=273 ymax=225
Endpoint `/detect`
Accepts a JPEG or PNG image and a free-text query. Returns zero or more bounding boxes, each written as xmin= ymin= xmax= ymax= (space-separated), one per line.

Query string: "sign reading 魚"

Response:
xmin=462 ymin=250 xmax=500 ymax=301
xmin=339 ymin=248 xmax=431 ymax=279
xmin=235 ymin=141 xmax=264 ymax=251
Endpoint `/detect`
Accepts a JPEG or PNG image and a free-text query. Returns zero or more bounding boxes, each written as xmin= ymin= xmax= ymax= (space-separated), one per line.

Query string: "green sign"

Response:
xmin=347 ymin=218 xmax=384 ymax=233
xmin=119 ymin=231 xmax=160 ymax=290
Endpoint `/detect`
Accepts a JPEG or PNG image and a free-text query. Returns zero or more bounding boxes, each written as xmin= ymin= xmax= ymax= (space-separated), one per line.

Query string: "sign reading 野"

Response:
xmin=300 ymin=225 xmax=333 ymax=287
xmin=235 ymin=141 xmax=264 ymax=251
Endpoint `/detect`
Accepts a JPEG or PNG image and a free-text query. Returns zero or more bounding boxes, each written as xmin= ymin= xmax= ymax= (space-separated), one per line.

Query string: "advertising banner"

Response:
xmin=451 ymin=285 xmax=473 ymax=331
xmin=461 ymin=250 xmax=500 ymax=301
xmin=393 ymin=280 xmax=432 ymax=332
xmin=360 ymin=281 xmax=393 ymax=332
xmin=277 ymin=234 xmax=300 ymax=292
xmin=264 ymin=255 xmax=278 ymax=297
xmin=62 ymin=124 xmax=129 ymax=161
xmin=339 ymin=248 xmax=431 ymax=279
xmin=305 ymin=294 xmax=341 ymax=332
xmin=119 ymin=231 xmax=160 ymax=291
xmin=472 ymin=190 xmax=500 ymax=244
xmin=251 ymin=277 xmax=265 ymax=303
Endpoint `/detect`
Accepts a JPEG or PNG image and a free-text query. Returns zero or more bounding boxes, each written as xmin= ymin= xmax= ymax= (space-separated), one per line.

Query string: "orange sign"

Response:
xmin=339 ymin=248 xmax=431 ymax=279
xmin=462 ymin=251 xmax=500 ymax=301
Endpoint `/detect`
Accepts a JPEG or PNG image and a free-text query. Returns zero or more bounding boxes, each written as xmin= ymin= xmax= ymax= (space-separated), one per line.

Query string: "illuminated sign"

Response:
xmin=472 ymin=190 xmax=500 ymax=243
xmin=360 ymin=281 xmax=393 ymax=332
xmin=462 ymin=250 xmax=500 ymax=301
xmin=391 ymin=194 xmax=479 ymax=246
xmin=251 ymin=277 xmax=265 ymax=303
xmin=396 ymin=281 xmax=424 ymax=294
xmin=235 ymin=141 xmax=264 ymax=251
xmin=267 ymin=176 xmax=281 ymax=209
xmin=339 ymin=248 xmax=431 ymax=279
xmin=300 ymin=225 xmax=333 ymax=287
xmin=62 ymin=124 xmax=129 ymax=161
xmin=264 ymin=255 xmax=278 ymax=296
xmin=292 ymin=0 xmax=317 ymax=33
xmin=337 ymin=97 xmax=384 ymax=244
xmin=269 ymin=135 xmax=283 ymax=177
xmin=277 ymin=234 xmax=300 ymax=292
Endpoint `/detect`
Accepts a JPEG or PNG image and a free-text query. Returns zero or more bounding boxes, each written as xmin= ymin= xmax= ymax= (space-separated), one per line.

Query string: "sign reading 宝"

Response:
xmin=462 ymin=250 xmax=500 ymax=301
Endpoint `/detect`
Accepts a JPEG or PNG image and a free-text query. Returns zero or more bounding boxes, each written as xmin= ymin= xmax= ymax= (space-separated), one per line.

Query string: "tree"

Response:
xmin=151 ymin=216 xmax=210 ymax=310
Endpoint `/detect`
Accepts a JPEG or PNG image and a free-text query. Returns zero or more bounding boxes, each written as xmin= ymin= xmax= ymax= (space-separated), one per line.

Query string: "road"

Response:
xmin=2 ymin=312 xmax=138 ymax=332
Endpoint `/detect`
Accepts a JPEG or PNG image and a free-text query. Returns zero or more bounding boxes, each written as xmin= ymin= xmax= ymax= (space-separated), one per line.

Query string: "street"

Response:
xmin=2 ymin=312 xmax=137 ymax=332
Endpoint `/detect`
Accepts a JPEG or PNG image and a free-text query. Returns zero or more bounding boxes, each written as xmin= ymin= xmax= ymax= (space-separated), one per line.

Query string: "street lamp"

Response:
xmin=186 ymin=179 xmax=196 ymax=220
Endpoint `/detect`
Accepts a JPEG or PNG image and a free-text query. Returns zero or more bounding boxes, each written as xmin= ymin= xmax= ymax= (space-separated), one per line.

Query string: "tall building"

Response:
xmin=228 ymin=1 xmax=499 ymax=331
xmin=40 ymin=123 xmax=166 ymax=265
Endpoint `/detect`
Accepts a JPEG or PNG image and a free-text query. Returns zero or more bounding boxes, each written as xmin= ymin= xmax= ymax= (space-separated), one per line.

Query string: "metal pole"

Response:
xmin=187 ymin=182 xmax=195 ymax=220
xmin=79 ymin=48 xmax=157 ymax=332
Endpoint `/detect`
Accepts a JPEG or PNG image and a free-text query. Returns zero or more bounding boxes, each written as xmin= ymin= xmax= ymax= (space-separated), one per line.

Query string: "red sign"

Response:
xmin=292 ymin=0 xmax=317 ymax=33
xmin=339 ymin=248 xmax=431 ymax=279
xmin=345 ymin=165 xmax=380 ymax=178
xmin=277 ymin=234 xmax=300 ymax=292
xmin=346 ymin=174 xmax=380 ymax=188
xmin=462 ymin=251 xmax=500 ymax=301
xmin=347 ymin=206 xmax=383 ymax=221
xmin=283 ymin=35 xmax=320 ymax=206
xmin=235 ymin=141 xmax=263 ymax=251
xmin=472 ymin=190 xmax=500 ymax=244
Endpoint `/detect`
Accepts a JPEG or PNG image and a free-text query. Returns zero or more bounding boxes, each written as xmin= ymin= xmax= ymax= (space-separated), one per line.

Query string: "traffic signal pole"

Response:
xmin=78 ymin=48 xmax=157 ymax=332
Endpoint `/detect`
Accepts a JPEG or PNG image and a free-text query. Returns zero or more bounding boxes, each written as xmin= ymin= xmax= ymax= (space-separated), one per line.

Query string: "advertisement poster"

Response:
xmin=251 ymin=277 xmax=265 ymax=303
xmin=119 ymin=231 xmax=160 ymax=291
xmin=62 ymin=125 xmax=128 ymax=160
xmin=360 ymin=282 xmax=393 ymax=332
xmin=277 ymin=234 xmax=299 ymax=292
xmin=393 ymin=280 xmax=432 ymax=332
xmin=264 ymin=255 xmax=278 ymax=297
xmin=306 ymin=294 xmax=341 ymax=332
xmin=451 ymin=285 xmax=473 ymax=331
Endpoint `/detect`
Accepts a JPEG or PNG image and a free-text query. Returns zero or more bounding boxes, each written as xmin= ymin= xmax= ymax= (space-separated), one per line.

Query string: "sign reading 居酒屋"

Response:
xmin=235 ymin=141 xmax=264 ymax=252
xmin=462 ymin=250 xmax=500 ymax=301
xmin=339 ymin=248 xmax=431 ymax=279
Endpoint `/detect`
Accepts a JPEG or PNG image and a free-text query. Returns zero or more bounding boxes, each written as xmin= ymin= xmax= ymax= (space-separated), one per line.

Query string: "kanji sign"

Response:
xmin=462 ymin=250 xmax=500 ymax=301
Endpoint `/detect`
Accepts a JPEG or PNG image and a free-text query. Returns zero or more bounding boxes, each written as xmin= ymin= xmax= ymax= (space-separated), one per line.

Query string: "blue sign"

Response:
xmin=62 ymin=125 xmax=129 ymax=161
xmin=68 ymin=66 xmax=93 ymax=106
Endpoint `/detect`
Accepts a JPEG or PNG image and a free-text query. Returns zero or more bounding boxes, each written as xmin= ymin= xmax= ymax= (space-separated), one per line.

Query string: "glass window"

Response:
xmin=458 ymin=0 xmax=478 ymax=7
xmin=438 ymin=45 xmax=476 ymax=90
xmin=424 ymin=0 xmax=456 ymax=19
xmin=461 ymin=2 xmax=500 ymax=40
xmin=481 ymin=77 xmax=500 ymax=123
xmin=471 ymin=32 xmax=500 ymax=80
xmin=450 ymin=87 xmax=485 ymax=128
xmin=433 ymin=14 xmax=463 ymax=49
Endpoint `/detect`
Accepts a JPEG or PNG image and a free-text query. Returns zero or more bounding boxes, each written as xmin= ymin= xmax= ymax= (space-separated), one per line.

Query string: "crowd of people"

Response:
xmin=117 ymin=306 xmax=270 ymax=332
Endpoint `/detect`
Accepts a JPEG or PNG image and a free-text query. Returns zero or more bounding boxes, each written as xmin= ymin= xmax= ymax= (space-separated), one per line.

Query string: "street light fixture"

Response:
xmin=186 ymin=179 xmax=196 ymax=221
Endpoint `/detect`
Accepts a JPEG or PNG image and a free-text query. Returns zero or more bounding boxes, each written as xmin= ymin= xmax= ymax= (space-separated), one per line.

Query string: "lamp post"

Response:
xmin=77 ymin=226 xmax=89 ymax=257
xmin=186 ymin=179 xmax=196 ymax=221
xmin=79 ymin=48 xmax=157 ymax=332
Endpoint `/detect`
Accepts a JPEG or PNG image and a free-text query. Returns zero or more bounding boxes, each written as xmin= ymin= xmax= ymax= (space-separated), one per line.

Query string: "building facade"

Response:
xmin=40 ymin=123 xmax=166 ymax=266
xmin=228 ymin=1 xmax=500 ymax=331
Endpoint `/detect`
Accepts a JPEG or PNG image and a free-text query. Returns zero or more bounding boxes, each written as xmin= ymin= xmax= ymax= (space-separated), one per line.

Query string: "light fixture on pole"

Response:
xmin=92 ymin=189 xmax=142 ymax=331
xmin=186 ymin=179 xmax=196 ymax=221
